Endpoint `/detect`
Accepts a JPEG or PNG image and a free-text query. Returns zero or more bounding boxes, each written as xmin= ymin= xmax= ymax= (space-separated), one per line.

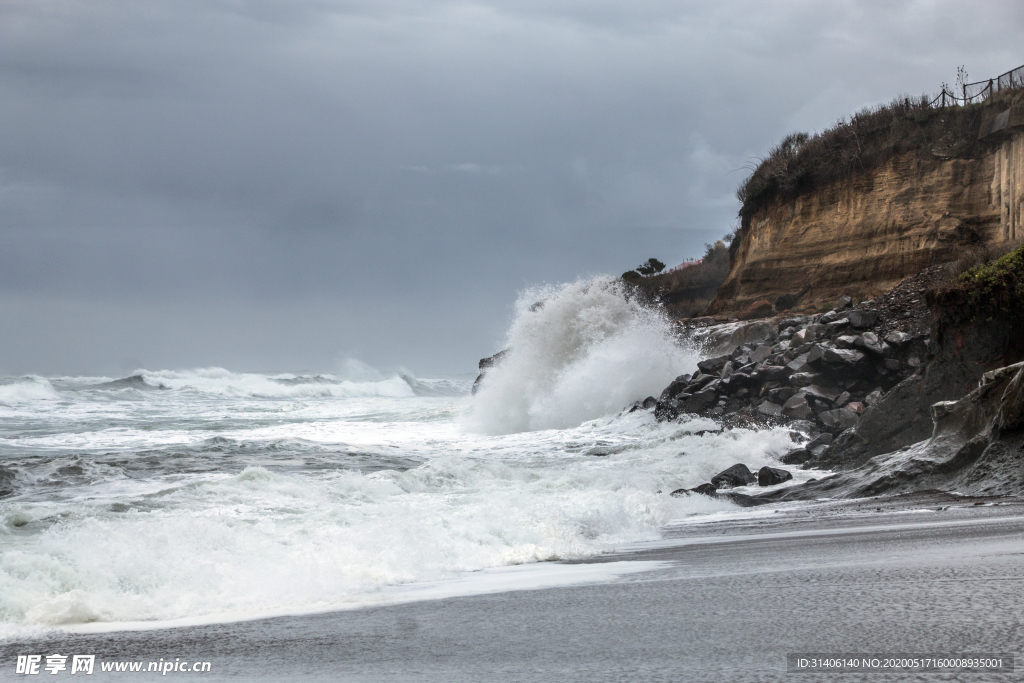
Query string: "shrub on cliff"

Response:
xmin=625 ymin=241 xmax=732 ymax=317
xmin=930 ymin=242 xmax=1024 ymax=320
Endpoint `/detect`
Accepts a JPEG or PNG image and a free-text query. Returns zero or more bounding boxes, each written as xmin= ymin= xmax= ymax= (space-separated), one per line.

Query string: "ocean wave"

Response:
xmin=116 ymin=368 xmax=419 ymax=399
xmin=0 ymin=416 xmax=803 ymax=631
xmin=0 ymin=377 xmax=62 ymax=405
xmin=466 ymin=277 xmax=698 ymax=434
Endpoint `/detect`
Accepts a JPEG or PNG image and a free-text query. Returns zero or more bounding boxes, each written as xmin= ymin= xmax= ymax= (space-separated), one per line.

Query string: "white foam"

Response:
xmin=0 ymin=377 xmax=61 ymax=405
xmin=137 ymin=368 xmax=415 ymax=399
xmin=466 ymin=277 xmax=697 ymax=434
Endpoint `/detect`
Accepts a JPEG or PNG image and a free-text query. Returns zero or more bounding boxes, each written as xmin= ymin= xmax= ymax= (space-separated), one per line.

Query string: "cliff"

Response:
xmin=709 ymin=99 xmax=1024 ymax=316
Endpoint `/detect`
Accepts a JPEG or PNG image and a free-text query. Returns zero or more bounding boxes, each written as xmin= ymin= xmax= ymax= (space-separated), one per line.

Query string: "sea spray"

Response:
xmin=466 ymin=277 xmax=699 ymax=434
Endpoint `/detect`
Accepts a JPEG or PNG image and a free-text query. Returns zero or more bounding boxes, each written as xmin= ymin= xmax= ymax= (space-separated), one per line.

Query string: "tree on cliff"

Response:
xmin=636 ymin=258 xmax=666 ymax=276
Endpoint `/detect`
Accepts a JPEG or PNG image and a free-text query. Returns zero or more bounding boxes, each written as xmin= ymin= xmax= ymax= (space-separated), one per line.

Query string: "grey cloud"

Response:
xmin=2 ymin=0 xmax=1023 ymax=375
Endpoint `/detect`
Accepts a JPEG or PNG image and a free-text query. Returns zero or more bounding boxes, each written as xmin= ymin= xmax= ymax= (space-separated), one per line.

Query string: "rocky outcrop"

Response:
xmin=710 ymin=131 xmax=1024 ymax=316
xmin=472 ymin=350 xmax=508 ymax=394
xmin=770 ymin=361 xmax=1024 ymax=500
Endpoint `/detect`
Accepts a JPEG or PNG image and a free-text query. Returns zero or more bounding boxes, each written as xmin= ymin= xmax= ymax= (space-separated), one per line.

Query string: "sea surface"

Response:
xmin=0 ymin=278 xmax=808 ymax=637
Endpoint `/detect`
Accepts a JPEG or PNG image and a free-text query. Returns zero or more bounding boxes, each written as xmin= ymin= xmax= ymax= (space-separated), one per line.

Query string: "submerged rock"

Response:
xmin=711 ymin=464 xmax=757 ymax=488
xmin=757 ymin=466 xmax=793 ymax=486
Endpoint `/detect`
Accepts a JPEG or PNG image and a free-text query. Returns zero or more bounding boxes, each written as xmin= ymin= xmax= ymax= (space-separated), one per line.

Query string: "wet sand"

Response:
xmin=4 ymin=494 xmax=1022 ymax=681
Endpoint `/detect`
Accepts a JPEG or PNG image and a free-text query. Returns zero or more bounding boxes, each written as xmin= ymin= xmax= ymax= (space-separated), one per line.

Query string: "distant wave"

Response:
xmin=127 ymin=368 xmax=418 ymax=399
xmin=466 ymin=277 xmax=698 ymax=434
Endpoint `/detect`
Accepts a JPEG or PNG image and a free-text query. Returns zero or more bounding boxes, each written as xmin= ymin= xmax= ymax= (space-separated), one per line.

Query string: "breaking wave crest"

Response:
xmin=95 ymin=368 xmax=419 ymax=399
xmin=0 ymin=377 xmax=61 ymax=405
xmin=466 ymin=277 xmax=698 ymax=434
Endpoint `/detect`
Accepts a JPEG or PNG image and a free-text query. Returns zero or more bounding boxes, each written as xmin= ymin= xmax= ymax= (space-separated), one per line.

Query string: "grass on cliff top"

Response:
xmin=737 ymin=85 xmax=1024 ymax=225
xmin=930 ymin=242 xmax=1024 ymax=320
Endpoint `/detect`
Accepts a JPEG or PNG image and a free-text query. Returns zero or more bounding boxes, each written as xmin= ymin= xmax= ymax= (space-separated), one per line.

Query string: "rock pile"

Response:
xmin=645 ymin=293 xmax=932 ymax=448
xmin=670 ymin=462 xmax=793 ymax=499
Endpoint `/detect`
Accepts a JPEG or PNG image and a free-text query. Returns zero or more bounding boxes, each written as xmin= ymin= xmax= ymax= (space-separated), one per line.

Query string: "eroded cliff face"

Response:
xmin=710 ymin=131 xmax=1024 ymax=315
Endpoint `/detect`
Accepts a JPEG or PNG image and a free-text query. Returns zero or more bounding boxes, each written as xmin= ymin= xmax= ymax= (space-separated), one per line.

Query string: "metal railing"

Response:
xmin=929 ymin=63 xmax=1024 ymax=107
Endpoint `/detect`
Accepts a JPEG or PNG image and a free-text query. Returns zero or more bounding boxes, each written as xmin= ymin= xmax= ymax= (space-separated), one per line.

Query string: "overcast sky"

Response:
xmin=2 ymin=0 xmax=1022 ymax=376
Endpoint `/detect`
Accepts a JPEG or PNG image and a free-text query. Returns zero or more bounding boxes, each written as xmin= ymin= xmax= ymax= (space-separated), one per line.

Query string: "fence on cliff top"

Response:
xmin=929 ymin=63 xmax=1024 ymax=107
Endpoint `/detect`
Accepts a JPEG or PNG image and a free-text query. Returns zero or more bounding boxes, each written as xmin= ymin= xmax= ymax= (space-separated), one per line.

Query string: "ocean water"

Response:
xmin=0 ymin=278 xmax=804 ymax=637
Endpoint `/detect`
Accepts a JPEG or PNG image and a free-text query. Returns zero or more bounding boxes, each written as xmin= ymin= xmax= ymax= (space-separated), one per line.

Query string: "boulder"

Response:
xmin=783 ymin=395 xmax=814 ymax=420
xmin=847 ymin=309 xmax=879 ymax=329
xmin=788 ymin=372 xmax=819 ymax=387
xmin=822 ymin=348 xmax=866 ymax=367
xmin=790 ymin=328 xmax=815 ymax=345
xmin=864 ymin=388 xmax=884 ymax=406
xmin=749 ymin=344 xmax=772 ymax=363
xmin=757 ymin=401 xmax=784 ymax=417
xmin=757 ymin=466 xmax=793 ymax=486
xmin=781 ymin=448 xmax=812 ymax=465
xmin=819 ymin=407 xmax=860 ymax=432
xmin=834 ymin=295 xmax=853 ymax=310
xmin=884 ymin=330 xmax=914 ymax=346
xmin=786 ymin=354 xmax=813 ymax=375
xmin=689 ymin=483 xmax=718 ymax=496
xmin=805 ymin=432 xmax=833 ymax=455
xmin=752 ymin=365 xmax=788 ymax=381
xmin=659 ymin=374 xmax=693 ymax=401
xmin=801 ymin=384 xmax=842 ymax=403
xmin=835 ymin=335 xmax=860 ymax=349
xmin=768 ymin=386 xmax=796 ymax=404
xmin=696 ymin=355 xmax=731 ymax=375
xmin=711 ymin=464 xmax=757 ymax=488
xmin=678 ymin=389 xmax=718 ymax=414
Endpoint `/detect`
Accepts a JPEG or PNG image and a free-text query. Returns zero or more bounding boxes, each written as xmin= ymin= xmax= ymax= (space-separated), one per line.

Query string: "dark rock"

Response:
xmin=752 ymin=365 xmax=788 ymax=381
xmin=786 ymin=354 xmax=813 ymax=375
xmin=677 ymin=389 xmax=718 ymax=414
xmin=884 ymin=330 xmax=914 ymax=346
xmin=696 ymin=355 xmax=731 ymax=375
xmin=824 ymin=318 xmax=850 ymax=334
xmin=757 ymin=466 xmax=793 ymax=486
xmin=819 ymin=310 xmax=843 ymax=324
xmin=805 ymin=344 xmax=826 ymax=365
xmin=801 ymin=384 xmax=842 ymax=403
xmin=819 ymin=407 xmax=860 ymax=432
xmin=711 ymin=464 xmax=757 ymax=489
xmin=805 ymin=432 xmax=833 ymax=455
xmin=833 ymin=391 xmax=851 ymax=407
xmin=767 ymin=386 xmax=796 ymax=404
xmin=788 ymin=420 xmax=818 ymax=434
xmin=783 ymin=395 xmax=813 ymax=420
xmin=689 ymin=483 xmax=719 ymax=496
xmin=864 ymin=388 xmax=884 ymax=406
xmin=781 ymin=449 xmax=812 ymax=465
xmin=472 ymin=349 xmax=510 ymax=394
xmin=835 ymin=335 xmax=860 ymax=349
xmin=788 ymin=372 xmax=819 ymax=387
xmin=756 ymin=401 xmax=784 ymax=417
xmin=659 ymin=374 xmax=693 ymax=401
xmin=834 ymin=295 xmax=853 ymax=310
xmin=822 ymin=348 xmax=866 ymax=367
xmin=848 ymin=309 xmax=879 ymax=329
xmin=749 ymin=344 xmax=772 ymax=363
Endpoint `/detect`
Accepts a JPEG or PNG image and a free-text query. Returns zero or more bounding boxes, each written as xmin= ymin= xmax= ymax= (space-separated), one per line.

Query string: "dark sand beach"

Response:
xmin=6 ymin=495 xmax=1021 ymax=682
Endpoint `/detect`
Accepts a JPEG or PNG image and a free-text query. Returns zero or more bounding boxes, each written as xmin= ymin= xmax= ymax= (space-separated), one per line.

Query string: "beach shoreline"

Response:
xmin=5 ymin=493 xmax=1021 ymax=681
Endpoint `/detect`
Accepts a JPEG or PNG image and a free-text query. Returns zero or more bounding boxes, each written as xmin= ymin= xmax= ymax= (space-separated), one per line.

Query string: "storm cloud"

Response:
xmin=2 ymin=0 xmax=1022 ymax=375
